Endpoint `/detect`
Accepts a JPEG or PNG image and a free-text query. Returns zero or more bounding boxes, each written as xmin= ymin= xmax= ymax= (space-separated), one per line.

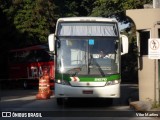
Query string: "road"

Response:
xmin=0 ymin=84 xmax=159 ymax=120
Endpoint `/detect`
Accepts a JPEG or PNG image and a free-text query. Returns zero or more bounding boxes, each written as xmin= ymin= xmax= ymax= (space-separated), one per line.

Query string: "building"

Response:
xmin=126 ymin=1 xmax=160 ymax=103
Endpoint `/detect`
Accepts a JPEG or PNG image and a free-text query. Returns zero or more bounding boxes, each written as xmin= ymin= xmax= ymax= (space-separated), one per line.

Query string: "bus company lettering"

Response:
xmin=94 ymin=78 xmax=107 ymax=82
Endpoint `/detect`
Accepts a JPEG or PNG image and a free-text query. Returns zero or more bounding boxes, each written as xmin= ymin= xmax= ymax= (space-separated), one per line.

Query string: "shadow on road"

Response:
xmin=58 ymin=98 xmax=113 ymax=108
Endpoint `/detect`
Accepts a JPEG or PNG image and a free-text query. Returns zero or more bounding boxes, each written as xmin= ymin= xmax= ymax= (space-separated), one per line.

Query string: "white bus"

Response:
xmin=48 ymin=17 xmax=128 ymax=105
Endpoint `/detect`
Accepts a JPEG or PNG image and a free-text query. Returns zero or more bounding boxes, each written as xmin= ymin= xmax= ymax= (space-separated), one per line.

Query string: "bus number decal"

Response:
xmin=94 ymin=78 xmax=107 ymax=82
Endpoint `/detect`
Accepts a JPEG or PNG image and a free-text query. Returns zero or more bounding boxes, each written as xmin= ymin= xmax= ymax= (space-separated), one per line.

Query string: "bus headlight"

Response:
xmin=106 ymin=80 xmax=120 ymax=86
xmin=56 ymin=79 xmax=70 ymax=85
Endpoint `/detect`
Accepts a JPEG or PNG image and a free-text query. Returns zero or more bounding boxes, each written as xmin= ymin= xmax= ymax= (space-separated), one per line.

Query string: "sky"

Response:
xmin=119 ymin=23 xmax=129 ymax=30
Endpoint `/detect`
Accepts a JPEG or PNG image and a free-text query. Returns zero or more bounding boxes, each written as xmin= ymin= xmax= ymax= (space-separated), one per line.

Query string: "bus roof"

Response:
xmin=57 ymin=17 xmax=118 ymax=23
xmin=10 ymin=44 xmax=48 ymax=52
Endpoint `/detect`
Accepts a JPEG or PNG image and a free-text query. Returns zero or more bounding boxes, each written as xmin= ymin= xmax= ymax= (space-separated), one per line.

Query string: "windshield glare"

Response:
xmin=57 ymin=38 xmax=119 ymax=76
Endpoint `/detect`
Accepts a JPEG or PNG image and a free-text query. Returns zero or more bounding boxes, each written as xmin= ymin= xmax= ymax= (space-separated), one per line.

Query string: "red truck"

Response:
xmin=8 ymin=44 xmax=54 ymax=89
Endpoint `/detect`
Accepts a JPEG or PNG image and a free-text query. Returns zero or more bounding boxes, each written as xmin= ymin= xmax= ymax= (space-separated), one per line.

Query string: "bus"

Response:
xmin=8 ymin=44 xmax=54 ymax=89
xmin=48 ymin=17 xmax=128 ymax=105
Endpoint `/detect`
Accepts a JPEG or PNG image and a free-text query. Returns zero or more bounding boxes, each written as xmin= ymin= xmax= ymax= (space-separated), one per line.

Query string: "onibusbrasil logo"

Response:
xmin=1 ymin=112 xmax=42 ymax=118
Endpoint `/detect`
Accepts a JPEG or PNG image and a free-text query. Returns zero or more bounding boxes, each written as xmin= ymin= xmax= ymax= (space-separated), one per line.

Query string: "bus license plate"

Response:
xmin=83 ymin=90 xmax=93 ymax=94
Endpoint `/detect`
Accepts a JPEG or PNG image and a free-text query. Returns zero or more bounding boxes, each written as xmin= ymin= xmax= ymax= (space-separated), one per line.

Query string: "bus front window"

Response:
xmin=57 ymin=37 xmax=119 ymax=76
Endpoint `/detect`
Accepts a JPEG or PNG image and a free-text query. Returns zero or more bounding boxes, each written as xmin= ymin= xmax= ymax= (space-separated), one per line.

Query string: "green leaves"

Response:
xmin=0 ymin=0 xmax=152 ymax=48
xmin=91 ymin=0 xmax=152 ymax=22
xmin=14 ymin=0 xmax=55 ymax=43
xmin=0 ymin=0 xmax=153 ymax=82
xmin=0 ymin=0 xmax=56 ymax=47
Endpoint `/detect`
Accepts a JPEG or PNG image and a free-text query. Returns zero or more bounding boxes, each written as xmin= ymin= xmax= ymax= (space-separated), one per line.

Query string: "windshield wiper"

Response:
xmin=89 ymin=55 xmax=105 ymax=77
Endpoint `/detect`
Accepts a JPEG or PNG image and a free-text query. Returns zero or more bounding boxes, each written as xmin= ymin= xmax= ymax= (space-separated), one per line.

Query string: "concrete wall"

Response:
xmin=126 ymin=8 xmax=160 ymax=102
xmin=126 ymin=9 xmax=160 ymax=30
xmin=138 ymin=56 xmax=156 ymax=101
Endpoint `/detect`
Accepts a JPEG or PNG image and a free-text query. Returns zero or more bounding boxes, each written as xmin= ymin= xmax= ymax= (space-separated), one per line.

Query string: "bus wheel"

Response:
xmin=23 ymin=81 xmax=28 ymax=89
xmin=57 ymin=98 xmax=63 ymax=105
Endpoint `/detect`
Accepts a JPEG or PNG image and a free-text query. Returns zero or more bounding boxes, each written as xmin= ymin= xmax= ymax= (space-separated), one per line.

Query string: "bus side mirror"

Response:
xmin=121 ymin=34 xmax=129 ymax=55
xmin=48 ymin=34 xmax=55 ymax=52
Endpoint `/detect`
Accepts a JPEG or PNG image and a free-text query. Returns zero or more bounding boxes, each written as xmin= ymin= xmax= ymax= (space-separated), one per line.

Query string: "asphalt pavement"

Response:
xmin=0 ymin=84 xmax=160 ymax=120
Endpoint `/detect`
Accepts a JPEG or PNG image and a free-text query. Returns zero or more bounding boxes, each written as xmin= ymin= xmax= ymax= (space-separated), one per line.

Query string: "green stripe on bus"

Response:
xmin=77 ymin=74 xmax=120 ymax=82
xmin=56 ymin=74 xmax=120 ymax=82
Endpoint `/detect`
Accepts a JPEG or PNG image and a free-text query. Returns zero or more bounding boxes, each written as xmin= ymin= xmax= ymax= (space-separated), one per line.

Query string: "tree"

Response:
xmin=91 ymin=0 xmax=152 ymax=23
xmin=54 ymin=0 xmax=95 ymax=17
xmin=54 ymin=0 xmax=79 ymax=17
xmin=0 ymin=0 xmax=153 ymax=81
xmin=0 ymin=0 xmax=56 ymax=47
xmin=79 ymin=0 xmax=95 ymax=16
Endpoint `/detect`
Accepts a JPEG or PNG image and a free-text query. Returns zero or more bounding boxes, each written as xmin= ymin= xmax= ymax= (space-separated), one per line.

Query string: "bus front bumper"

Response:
xmin=54 ymin=83 xmax=120 ymax=98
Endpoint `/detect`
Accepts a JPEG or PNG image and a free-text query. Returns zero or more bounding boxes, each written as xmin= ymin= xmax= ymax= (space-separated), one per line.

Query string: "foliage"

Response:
xmin=91 ymin=0 xmax=152 ymax=23
xmin=0 ymin=0 xmax=153 ymax=47
xmin=54 ymin=0 xmax=79 ymax=17
xmin=0 ymin=0 xmax=56 ymax=47
xmin=0 ymin=0 xmax=153 ymax=81
xmin=54 ymin=0 xmax=95 ymax=17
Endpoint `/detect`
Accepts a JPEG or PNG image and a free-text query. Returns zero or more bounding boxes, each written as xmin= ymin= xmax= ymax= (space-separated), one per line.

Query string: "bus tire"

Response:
xmin=57 ymin=98 xmax=63 ymax=105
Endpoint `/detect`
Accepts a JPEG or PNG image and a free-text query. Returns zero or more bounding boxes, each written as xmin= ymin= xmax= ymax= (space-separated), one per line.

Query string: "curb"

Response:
xmin=130 ymin=101 xmax=160 ymax=111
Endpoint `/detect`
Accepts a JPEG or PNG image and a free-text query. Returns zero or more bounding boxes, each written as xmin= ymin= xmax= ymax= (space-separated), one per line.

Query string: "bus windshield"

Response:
xmin=57 ymin=37 xmax=119 ymax=76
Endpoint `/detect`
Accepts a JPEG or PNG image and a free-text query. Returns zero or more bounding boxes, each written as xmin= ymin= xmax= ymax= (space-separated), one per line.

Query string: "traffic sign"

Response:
xmin=148 ymin=38 xmax=160 ymax=59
